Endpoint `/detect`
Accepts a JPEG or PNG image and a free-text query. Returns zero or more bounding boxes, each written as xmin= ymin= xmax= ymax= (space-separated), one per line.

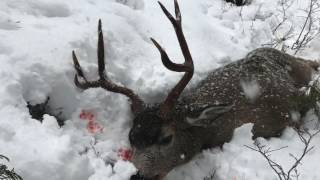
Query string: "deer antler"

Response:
xmin=72 ymin=19 xmax=144 ymax=114
xmin=151 ymin=0 xmax=194 ymax=118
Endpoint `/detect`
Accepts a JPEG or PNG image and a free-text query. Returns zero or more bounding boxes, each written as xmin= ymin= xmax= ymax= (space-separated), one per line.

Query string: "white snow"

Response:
xmin=240 ymin=80 xmax=261 ymax=102
xmin=0 ymin=0 xmax=320 ymax=180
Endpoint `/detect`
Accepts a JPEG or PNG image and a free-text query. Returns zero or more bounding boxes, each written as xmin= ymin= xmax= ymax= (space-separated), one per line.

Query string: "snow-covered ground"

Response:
xmin=0 ymin=0 xmax=320 ymax=179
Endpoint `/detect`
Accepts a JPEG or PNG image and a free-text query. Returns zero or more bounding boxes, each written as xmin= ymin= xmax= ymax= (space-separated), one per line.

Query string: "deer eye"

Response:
xmin=158 ymin=135 xmax=173 ymax=145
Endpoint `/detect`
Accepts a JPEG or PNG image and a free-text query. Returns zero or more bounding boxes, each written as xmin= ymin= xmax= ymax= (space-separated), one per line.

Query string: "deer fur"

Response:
xmin=71 ymin=1 xmax=319 ymax=179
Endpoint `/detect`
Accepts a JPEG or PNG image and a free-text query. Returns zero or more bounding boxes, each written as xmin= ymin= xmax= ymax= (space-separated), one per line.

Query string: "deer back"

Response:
xmin=181 ymin=47 xmax=317 ymax=145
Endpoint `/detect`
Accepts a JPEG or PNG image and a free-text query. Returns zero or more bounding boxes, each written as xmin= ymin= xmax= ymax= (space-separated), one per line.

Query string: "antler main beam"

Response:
xmin=72 ymin=19 xmax=144 ymax=114
xmin=152 ymin=0 xmax=194 ymax=117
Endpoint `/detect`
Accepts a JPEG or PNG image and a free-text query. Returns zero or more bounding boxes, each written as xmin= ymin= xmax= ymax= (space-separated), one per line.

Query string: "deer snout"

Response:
xmin=131 ymin=151 xmax=159 ymax=178
xmin=130 ymin=147 xmax=172 ymax=180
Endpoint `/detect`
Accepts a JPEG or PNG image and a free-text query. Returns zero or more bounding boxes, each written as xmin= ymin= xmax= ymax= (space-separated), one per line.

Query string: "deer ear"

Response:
xmin=185 ymin=104 xmax=233 ymax=127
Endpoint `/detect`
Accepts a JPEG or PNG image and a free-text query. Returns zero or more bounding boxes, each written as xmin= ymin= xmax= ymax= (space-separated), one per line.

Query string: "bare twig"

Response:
xmin=265 ymin=0 xmax=320 ymax=53
xmin=264 ymin=0 xmax=295 ymax=51
xmin=273 ymin=0 xmax=294 ymax=33
xmin=291 ymin=0 xmax=320 ymax=54
xmin=203 ymin=169 xmax=216 ymax=180
xmin=245 ymin=128 xmax=320 ymax=180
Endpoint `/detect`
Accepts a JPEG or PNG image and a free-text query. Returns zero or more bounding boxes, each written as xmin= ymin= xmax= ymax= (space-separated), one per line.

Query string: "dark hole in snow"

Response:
xmin=27 ymin=97 xmax=65 ymax=126
xmin=225 ymin=0 xmax=249 ymax=6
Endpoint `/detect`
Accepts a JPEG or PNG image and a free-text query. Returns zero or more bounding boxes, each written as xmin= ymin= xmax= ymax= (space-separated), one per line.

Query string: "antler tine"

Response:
xmin=150 ymin=38 xmax=190 ymax=72
xmin=72 ymin=20 xmax=144 ymax=114
xmin=73 ymin=50 xmax=100 ymax=89
xmin=174 ymin=0 xmax=181 ymax=23
xmin=72 ymin=50 xmax=87 ymax=82
xmin=97 ymin=19 xmax=106 ymax=80
xmin=153 ymin=0 xmax=194 ymax=117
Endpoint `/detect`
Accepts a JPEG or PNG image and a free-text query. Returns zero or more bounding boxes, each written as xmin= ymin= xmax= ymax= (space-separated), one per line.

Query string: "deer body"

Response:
xmin=130 ymin=47 xmax=318 ymax=179
xmin=70 ymin=1 xmax=319 ymax=179
xmin=181 ymin=47 xmax=316 ymax=143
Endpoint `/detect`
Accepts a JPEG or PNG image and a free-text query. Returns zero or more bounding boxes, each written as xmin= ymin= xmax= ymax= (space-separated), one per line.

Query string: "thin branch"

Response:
xmin=245 ymin=128 xmax=320 ymax=180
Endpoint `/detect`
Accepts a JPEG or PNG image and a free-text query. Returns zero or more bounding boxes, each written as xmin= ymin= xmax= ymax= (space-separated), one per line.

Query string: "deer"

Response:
xmin=71 ymin=0 xmax=320 ymax=179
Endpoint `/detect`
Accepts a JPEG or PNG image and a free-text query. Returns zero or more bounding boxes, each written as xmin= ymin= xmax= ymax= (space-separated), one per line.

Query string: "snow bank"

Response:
xmin=0 ymin=0 xmax=320 ymax=180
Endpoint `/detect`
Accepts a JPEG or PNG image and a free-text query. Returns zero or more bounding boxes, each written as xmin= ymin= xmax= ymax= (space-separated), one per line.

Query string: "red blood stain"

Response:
xmin=117 ymin=148 xmax=133 ymax=161
xmin=79 ymin=110 xmax=104 ymax=134
xmin=87 ymin=121 xmax=104 ymax=134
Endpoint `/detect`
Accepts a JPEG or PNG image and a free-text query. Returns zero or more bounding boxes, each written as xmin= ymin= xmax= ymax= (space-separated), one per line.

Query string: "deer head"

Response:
xmin=71 ymin=1 xmax=232 ymax=179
